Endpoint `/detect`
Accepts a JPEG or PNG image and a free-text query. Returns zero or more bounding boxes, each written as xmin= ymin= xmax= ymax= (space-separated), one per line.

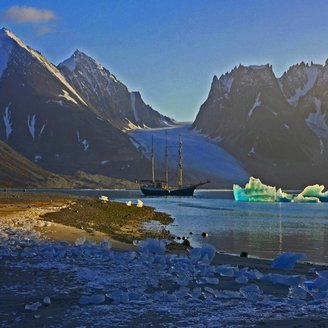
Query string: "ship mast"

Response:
xmin=178 ymin=136 xmax=183 ymax=187
xmin=165 ymin=131 xmax=168 ymax=187
xmin=151 ymin=136 xmax=155 ymax=183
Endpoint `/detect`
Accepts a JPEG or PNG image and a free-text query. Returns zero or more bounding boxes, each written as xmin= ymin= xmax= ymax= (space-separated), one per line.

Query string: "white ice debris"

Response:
xmin=247 ymin=93 xmax=261 ymax=119
xmin=305 ymin=97 xmax=328 ymax=139
xmin=126 ymin=201 xmax=132 ymax=206
xmin=27 ymin=114 xmax=36 ymax=141
xmin=3 ymin=103 xmax=13 ymax=140
xmin=59 ymin=90 xmax=78 ymax=105
xmin=130 ymin=92 xmax=139 ymax=122
xmin=287 ymin=66 xmax=318 ymax=106
xmin=136 ymin=199 xmax=143 ymax=208
xmin=99 ymin=195 xmax=109 ymax=202
xmin=25 ymin=302 xmax=42 ymax=311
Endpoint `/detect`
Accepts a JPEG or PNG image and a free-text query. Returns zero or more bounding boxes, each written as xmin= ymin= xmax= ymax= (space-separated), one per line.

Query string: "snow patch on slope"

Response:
xmin=59 ymin=90 xmax=78 ymax=105
xmin=248 ymin=93 xmax=261 ymax=119
xmin=27 ymin=114 xmax=36 ymax=141
xmin=287 ymin=66 xmax=318 ymax=106
xmin=305 ymin=97 xmax=328 ymax=138
xmin=3 ymin=103 xmax=13 ymax=140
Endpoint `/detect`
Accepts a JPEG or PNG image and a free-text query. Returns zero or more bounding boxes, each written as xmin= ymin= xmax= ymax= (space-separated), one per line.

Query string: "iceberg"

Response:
xmin=233 ymin=177 xmax=291 ymax=202
xmin=297 ymin=184 xmax=328 ymax=202
xmin=233 ymin=177 xmax=325 ymax=203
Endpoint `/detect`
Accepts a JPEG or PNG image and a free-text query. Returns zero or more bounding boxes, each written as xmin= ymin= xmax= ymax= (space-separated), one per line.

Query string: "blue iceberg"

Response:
xmin=233 ymin=177 xmax=291 ymax=202
xmin=233 ymin=177 xmax=327 ymax=203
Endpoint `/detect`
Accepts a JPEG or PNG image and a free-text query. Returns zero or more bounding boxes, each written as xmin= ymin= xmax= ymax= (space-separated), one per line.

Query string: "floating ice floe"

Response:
xmin=233 ymin=176 xmax=328 ymax=203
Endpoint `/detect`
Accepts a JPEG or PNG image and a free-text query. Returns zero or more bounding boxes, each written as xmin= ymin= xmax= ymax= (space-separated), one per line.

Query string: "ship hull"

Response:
xmin=140 ymin=185 xmax=199 ymax=197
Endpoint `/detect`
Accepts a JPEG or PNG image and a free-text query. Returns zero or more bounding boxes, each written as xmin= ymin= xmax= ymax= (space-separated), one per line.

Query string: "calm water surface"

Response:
xmin=30 ymin=188 xmax=328 ymax=264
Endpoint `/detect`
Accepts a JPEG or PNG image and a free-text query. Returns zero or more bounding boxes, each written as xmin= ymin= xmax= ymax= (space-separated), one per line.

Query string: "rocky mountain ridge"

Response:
xmin=0 ymin=27 xmax=171 ymax=183
xmin=193 ymin=62 xmax=328 ymax=187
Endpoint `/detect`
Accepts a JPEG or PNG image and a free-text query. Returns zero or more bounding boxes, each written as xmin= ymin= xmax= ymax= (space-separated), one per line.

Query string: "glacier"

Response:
xmin=233 ymin=177 xmax=328 ymax=203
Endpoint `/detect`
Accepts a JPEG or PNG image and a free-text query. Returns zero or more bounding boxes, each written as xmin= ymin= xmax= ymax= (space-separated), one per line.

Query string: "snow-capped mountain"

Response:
xmin=193 ymin=64 xmax=325 ymax=188
xmin=0 ymin=27 xmax=148 ymax=180
xmin=59 ymin=50 xmax=174 ymax=131
xmin=277 ymin=61 xmax=328 ymax=139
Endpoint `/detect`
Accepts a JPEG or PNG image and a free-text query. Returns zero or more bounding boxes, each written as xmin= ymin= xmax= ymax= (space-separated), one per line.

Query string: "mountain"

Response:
xmin=279 ymin=61 xmax=328 ymax=141
xmin=58 ymin=50 xmax=174 ymax=131
xmin=0 ymin=139 xmax=70 ymax=188
xmin=193 ymin=64 xmax=325 ymax=188
xmin=0 ymin=28 xmax=151 ymax=181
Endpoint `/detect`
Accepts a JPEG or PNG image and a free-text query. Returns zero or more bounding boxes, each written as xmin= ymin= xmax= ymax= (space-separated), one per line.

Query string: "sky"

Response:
xmin=1 ymin=0 xmax=328 ymax=121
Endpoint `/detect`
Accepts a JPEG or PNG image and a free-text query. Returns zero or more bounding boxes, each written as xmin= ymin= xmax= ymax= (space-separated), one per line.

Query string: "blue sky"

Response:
xmin=1 ymin=1 xmax=328 ymax=121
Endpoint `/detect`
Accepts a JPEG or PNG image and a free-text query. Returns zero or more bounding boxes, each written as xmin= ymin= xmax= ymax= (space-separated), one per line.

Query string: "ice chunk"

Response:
xmin=297 ymin=184 xmax=328 ymax=202
xmin=288 ymin=286 xmax=307 ymax=300
xmin=189 ymin=244 xmax=217 ymax=264
xmin=25 ymin=302 xmax=42 ymax=311
xmin=75 ymin=236 xmax=86 ymax=246
xmin=262 ymin=273 xmax=303 ymax=286
xmin=99 ymin=195 xmax=109 ymax=202
xmin=271 ymin=252 xmax=306 ymax=270
xmin=316 ymin=270 xmax=328 ymax=279
xmin=235 ymin=275 xmax=248 ymax=284
xmin=240 ymin=284 xmax=263 ymax=300
xmin=79 ymin=294 xmax=105 ymax=305
xmin=43 ymin=296 xmax=51 ymax=306
xmin=136 ymin=199 xmax=144 ymax=207
xmin=215 ymin=265 xmax=237 ymax=277
xmin=135 ymin=238 xmax=168 ymax=255
xmin=126 ymin=201 xmax=132 ymax=206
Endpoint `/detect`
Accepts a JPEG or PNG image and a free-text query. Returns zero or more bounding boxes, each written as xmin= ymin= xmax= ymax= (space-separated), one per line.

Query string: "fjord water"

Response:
xmin=109 ymin=189 xmax=328 ymax=264
xmin=32 ymin=188 xmax=328 ymax=264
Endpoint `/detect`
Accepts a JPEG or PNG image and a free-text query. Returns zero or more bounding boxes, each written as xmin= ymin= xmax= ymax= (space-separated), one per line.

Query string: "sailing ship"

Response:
xmin=140 ymin=133 xmax=209 ymax=196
